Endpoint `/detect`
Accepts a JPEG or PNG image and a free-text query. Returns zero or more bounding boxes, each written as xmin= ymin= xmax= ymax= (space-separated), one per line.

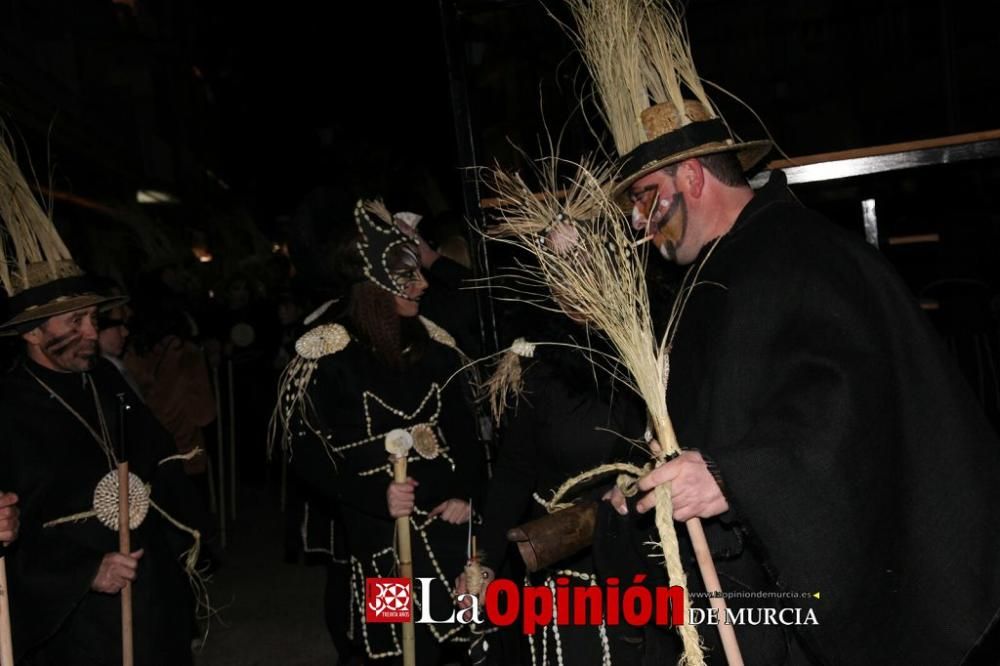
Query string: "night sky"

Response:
xmin=189 ymin=1 xmax=460 ymax=220
xmin=188 ymin=0 xmax=1000 ymax=220
xmin=1 ymin=0 xmax=999 ymax=282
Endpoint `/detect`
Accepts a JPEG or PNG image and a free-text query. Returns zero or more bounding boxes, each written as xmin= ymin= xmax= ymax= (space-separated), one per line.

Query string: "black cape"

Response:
xmin=284 ymin=314 xmax=487 ymax=660
xmin=0 ymin=358 xmax=197 ymax=666
xmin=595 ymin=171 xmax=1000 ymax=665
xmin=480 ymin=342 xmax=644 ymax=574
xmin=480 ymin=343 xmax=647 ymax=666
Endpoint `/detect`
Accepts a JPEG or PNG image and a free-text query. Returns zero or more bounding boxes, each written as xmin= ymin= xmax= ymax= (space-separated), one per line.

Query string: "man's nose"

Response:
xmin=81 ymin=319 xmax=99 ymax=340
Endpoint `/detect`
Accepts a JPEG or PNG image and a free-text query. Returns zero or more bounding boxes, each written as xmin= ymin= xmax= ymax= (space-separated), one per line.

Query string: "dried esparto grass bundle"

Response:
xmin=558 ymin=0 xmax=718 ymax=154
xmin=0 ymin=126 xmax=73 ymax=295
xmin=484 ymin=156 xmax=708 ymax=664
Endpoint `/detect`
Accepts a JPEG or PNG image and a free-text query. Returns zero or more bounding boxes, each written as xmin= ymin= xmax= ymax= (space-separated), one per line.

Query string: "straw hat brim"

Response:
xmin=611 ymin=139 xmax=773 ymax=200
xmin=0 ymin=293 xmax=129 ymax=335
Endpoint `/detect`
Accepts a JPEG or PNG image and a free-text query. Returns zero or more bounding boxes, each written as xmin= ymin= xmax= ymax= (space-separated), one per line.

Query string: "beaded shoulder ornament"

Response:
xmin=268 ymin=317 xmax=463 ymax=461
xmin=419 ymin=315 xmax=460 ymax=355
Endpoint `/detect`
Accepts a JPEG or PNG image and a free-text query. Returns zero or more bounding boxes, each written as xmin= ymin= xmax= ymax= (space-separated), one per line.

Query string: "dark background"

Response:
xmin=1 ymin=4 xmax=999 ymax=660
xmin=2 ymin=1 xmax=998 ymax=234
xmin=1 ymin=0 xmax=999 ymax=381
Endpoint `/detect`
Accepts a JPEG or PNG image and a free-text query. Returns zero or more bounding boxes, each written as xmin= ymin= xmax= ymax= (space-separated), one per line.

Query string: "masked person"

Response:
xmin=273 ymin=193 xmax=487 ymax=664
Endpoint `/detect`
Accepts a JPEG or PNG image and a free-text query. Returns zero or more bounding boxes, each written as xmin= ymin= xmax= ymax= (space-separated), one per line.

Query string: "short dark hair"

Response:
xmin=666 ymin=151 xmax=746 ymax=187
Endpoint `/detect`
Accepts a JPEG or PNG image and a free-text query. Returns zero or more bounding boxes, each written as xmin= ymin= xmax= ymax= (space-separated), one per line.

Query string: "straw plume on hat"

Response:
xmin=560 ymin=0 xmax=771 ymax=195
xmin=0 ymin=125 xmax=126 ymax=333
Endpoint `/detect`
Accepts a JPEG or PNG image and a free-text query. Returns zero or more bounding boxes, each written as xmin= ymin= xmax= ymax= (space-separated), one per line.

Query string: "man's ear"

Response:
xmin=677 ymin=159 xmax=705 ymax=198
xmin=21 ymin=326 xmax=43 ymax=346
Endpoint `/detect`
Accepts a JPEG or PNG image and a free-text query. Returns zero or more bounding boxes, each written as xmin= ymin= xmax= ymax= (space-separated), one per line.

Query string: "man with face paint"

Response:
xmin=0 ymin=135 xmax=203 ymax=664
xmin=0 ymin=290 xmax=203 ymax=665
xmin=626 ymin=154 xmax=754 ymax=267
xmin=24 ymin=305 xmax=103 ymax=372
xmin=610 ymin=150 xmax=1000 ymax=666
xmin=562 ymin=1 xmax=1000 ymax=663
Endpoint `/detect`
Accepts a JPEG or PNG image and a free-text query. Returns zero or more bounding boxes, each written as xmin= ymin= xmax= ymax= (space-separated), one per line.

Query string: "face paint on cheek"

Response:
xmin=651 ymin=194 xmax=687 ymax=258
xmin=631 ymin=186 xmax=664 ymax=237
xmin=42 ymin=330 xmax=83 ymax=356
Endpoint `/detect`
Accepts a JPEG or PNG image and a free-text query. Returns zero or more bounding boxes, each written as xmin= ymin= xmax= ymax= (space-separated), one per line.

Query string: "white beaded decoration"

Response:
xmin=364 ymin=385 xmax=442 ymax=437
xmin=511 ymin=337 xmax=536 ymax=358
xmin=295 ymin=324 xmax=350 ymax=360
xmin=419 ymin=316 xmax=458 ymax=350
xmin=351 ymin=555 xmax=403 ymax=659
xmin=525 ymin=569 xmax=611 ymax=666
xmin=549 ymin=578 xmax=565 ymax=666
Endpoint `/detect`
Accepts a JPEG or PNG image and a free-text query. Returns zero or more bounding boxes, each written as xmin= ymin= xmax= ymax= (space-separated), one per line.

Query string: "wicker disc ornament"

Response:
xmin=411 ymin=424 xmax=440 ymax=460
xmin=93 ymin=470 xmax=150 ymax=531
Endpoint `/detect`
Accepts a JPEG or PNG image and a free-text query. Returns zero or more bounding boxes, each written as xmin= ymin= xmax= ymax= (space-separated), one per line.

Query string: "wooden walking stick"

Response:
xmin=385 ymin=430 xmax=415 ymax=666
xmin=227 ymin=358 xmax=236 ymax=522
xmin=0 ymin=556 xmax=12 ymax=666
xmin=463 ymin=502 xmax=488 ymax=666
xmin=0 ymin=474 xmax=13 ymax=666
xmin=211 ymin=362 xmax=226 ymax=548
xmin=652 ymin=417 xmax=743 ymax=665
xmin=0 ymin=536 xmax=14 ymax=666
xmin=1 ymin=435 xmax=15 ymax=665
xmin=116 ymin=395 xmax=134 ymax=666
xmin=201 ymin=350 xmax=218 ymax=516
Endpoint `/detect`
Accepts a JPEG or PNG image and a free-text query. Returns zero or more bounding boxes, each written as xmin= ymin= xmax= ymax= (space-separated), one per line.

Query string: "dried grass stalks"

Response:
xmin=482 ymin=155 xmax=704 ymax=664
xmin=559 ymin=0 xmax=717 ymax=154
xmin=0 ymin=125 xmax=73 ymax=295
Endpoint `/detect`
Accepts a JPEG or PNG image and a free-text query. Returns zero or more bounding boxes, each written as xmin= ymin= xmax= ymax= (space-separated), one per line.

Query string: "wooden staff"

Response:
xmin=464 ymin=515 xmax=488 ymax=666
xmin=201 ymin=353 xmax=218 ymax=516
xmin=386 ymin=433 xmax=415 ymax=666
xmin=654 ymin=418 xmax=743 ymax=666
xmin=211 ymin=362 xmax=226 ymax=549
xmin=687 ymin=517 xmax=741 ymax=663
xmin=204 ymin=456 xmax=218 ymax=515
xmin=279 ymin=453 xmax=288 ymax=513
xmin=227 ymin=358 xmax=236 ymax=522
xmin=116 ymin=396 xmax=134 ymax=666
xmin=0 ymin=544 xmax=14 ymax=666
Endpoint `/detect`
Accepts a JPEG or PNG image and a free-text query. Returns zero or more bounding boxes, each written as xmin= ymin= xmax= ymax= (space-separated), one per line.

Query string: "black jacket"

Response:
xmin=0 ymin=358 xmax=197 ymax=666
xmin=284 ymin=314 xmax=486 ymax=659
xmin=596 ymin=171 xmax=1000 ymax=665
xmin=481 ymin=344 xmax=644 ymax=575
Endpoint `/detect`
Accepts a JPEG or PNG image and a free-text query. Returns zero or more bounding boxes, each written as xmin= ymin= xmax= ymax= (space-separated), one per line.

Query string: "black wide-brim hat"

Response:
xmin=0 ymin=267 xmax=129 ymax=335
xmin=611 ymin=101 xmax=772 ymax=199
